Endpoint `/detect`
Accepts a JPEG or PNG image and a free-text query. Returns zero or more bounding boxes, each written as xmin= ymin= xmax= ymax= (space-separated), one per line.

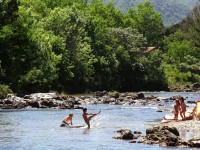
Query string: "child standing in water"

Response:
xmin=82 ymin=108 xmax=101 ymax=129
xmin=174 ymin=100 xmax=180 ymax=121
xmin=180 ymin=97 xmax=187 ymax=121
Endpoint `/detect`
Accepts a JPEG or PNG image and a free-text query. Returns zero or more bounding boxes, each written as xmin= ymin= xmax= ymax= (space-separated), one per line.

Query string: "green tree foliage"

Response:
xmin=125 ymin=1 xmax=164 ymax=46
xmin=181 ymin=5 xmax=200 ymax=55
xmin=0 ymin=0 xmax=170 ymax=93
xmin=163 ymin=20 xmax=200 ymax=86
xmin=0 ymin=61 xmax=4 ymax=80
xmin=139 ymin=51 xmax=168 ymax=90
xmin=104 ymin=0 xmax=199 ymax=26
xmin=0 ymin=0 xmax=28 ymax=92
xmin=164 ymin=30 xmax=196 ymax=63
xmin=0 ymin=0 xmax=19 ymax=28
xmin=0 ymin=84 xmax=13 ymax=99
xmin=107 ymin=27 xmax=147 ymax=91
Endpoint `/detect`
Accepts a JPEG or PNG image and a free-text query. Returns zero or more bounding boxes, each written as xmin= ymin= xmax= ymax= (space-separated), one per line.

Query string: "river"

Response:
xmin=0 ymin=92 xmax=200 ymax=150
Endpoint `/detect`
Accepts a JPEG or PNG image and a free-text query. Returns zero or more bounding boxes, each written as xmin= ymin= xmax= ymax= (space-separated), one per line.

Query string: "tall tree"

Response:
xmin=125 ymin=1 xmax=164 ymax=46
xmin=0 ymin=0 xmax=19 ymax=28
xmin=181 ymin=4 xmax=200 ymax=56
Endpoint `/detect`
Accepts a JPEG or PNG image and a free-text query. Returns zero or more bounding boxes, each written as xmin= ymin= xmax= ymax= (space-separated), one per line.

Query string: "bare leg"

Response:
xmin=180 ymin=112 xmax=184 ymax=120
xmin=183 ymin=112 xmax=186 ymax=120
xmin=88 ymin=114 xmax=97 ymax=121
xmin=174 ymin=113 xmax=177 ymax=120
xmin=85 ymin=120 xmax=90 ymax=129
xmin=86 ymin=112 xmax=101 ymax=129
xmin=84 ymin=115 xmax=96 ymax=129
xmin=174 ymin=114 xmax=178 ymax=121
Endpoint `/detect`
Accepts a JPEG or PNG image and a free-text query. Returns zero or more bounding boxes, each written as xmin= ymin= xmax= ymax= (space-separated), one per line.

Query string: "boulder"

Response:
xmin=166 ymin=126 xmax=179 ymax=136
xmin=110 ymin=92 xmax=120 ymax=99
xmin=134 ymin=131 xmax=142 ymax=134
xmin=27 ymin=100 xmax=40 ymax=108
xmin=24 ymin=95 xmax=31 ymax=99
xmin=14 ymin=101 xmax=27 ymax=109
xmin=113 ymin=129 xmax=134 ymax=140
xmin=146 ymin=127 xmax=159 ymax=135
xmin=192 ymin=83 xmax=200 ymax=88
xmin=3 ymin=100 xmax=13 ymax=105
xmin=137 ymin=93 xmax=145 ymax=99
xmin=188 ymin=137 xmax=200 ymax=147
xmin=40 ymin=100 xmax=55 ymax=107
xmin=144 ymin=126 xmax=180 ymax=147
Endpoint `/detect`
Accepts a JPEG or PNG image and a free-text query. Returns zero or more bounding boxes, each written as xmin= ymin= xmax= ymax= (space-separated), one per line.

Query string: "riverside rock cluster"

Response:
xmin=0 ymin=91 xmax=173 ymax=109
xmin=113 ymin=126 xmax=200 ymax=148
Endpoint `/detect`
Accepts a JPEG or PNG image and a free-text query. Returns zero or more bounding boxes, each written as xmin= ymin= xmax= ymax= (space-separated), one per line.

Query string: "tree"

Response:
xmin=0 ymin=0 xmax=19 ymax=28
xmin=163 ymin=29 xmax=199 ymax=86
xmin=181 ymin=4 xmax=200 ymax=57
xmin=125 ymin=1 xmax=164 ymax=46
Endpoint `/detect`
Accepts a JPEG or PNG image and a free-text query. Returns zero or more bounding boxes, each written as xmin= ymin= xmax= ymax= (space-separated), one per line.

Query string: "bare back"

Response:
xmin=174 ymin=104 xmax=179 ymax=115
xmin=180 ymin=103 xmax=186 ymax=112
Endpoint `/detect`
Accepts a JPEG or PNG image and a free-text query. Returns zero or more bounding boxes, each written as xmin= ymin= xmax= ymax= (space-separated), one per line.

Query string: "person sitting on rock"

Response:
xmin=82 ymin=108 xmax=101 ymax=129
xmin=60 ymin=113 xmax=73 ymax=127
xmin=174 ymin=99 xmax=180 ymax=121
xmin=180 ymin=97 xmax=187 ymax=121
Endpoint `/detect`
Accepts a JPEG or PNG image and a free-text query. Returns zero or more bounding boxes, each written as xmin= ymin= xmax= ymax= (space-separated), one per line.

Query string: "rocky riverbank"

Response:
xmin=0 ymin=91 xmax=176 ymax=109
xmin=0 ymin=91 xmax=198 ymax=110
xmin=113 ymin=123 xmax=200 ymax=148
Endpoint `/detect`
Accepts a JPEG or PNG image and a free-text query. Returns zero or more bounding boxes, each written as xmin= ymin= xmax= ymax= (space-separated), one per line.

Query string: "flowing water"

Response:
xmin=0 ymin=92 xmax=200 ymax=150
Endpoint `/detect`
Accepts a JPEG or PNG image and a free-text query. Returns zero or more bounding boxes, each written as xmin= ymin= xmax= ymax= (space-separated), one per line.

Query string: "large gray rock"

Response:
xmin=113 ymin=129 xmax=134 ymax=140
xmin=27 ymin=100 xmax=40 ymax=108
xmin=188 ymin=137 xmax=200 ymax=147
xmin=137 ymin=93 xmax=145 ymax=99
xmin=144 ymin=126 xmax=180 ymax=147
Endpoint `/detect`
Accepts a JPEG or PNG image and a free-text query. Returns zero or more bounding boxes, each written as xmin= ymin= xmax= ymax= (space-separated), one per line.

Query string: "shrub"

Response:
xmin=0 ymin=84 xmax=13 ymax=99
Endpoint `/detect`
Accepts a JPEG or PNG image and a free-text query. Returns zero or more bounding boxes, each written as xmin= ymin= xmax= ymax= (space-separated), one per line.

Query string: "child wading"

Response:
xmin=82 ymin=108 xmax=101 ymax=129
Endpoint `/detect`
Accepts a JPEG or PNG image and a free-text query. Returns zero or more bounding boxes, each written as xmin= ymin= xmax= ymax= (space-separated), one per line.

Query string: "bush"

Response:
xmin=0 ymin=84 xmax=13 ymax=99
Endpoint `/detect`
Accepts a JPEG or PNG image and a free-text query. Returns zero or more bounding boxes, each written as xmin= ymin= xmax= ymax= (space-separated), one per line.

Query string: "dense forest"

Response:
xmin=105 ymin=0 xmax=199 ymax=26
xmin=0 ymin=0 xmax=200 ymax=97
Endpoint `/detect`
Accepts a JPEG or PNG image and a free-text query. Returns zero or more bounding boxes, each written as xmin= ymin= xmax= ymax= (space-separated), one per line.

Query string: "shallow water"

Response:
xmin=0 ymin=92 xmax=200 ymax=150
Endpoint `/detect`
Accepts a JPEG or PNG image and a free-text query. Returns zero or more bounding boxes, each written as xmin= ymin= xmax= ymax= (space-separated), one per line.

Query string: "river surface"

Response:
xmin=0 ymin=92 xmax=200 ymax=150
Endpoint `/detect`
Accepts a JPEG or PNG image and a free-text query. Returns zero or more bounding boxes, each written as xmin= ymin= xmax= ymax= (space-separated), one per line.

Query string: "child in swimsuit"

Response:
xmin=82 ymin=108 xmax=101 ymax=129
xmin=180 ymin=97 xmax=187 ymax=121
xmin=174 ymin=100 xmax=180 ymax=121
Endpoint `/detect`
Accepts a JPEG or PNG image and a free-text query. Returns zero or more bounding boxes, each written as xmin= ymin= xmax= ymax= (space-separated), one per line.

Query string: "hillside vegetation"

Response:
xmin=104 ymin=0 xmax=199 ymax=26
xmin=0 ymin=0 xmax=199 ymax=97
